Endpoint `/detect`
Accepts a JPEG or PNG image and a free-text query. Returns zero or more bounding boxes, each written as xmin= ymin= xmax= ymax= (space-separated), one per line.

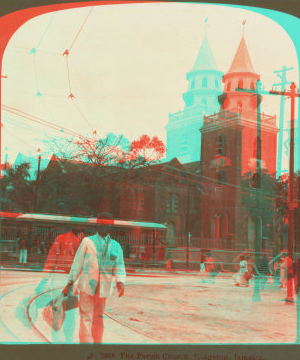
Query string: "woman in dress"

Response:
xmin=280 ymin=255 xmax=287 ymax=289
xmin=233 ymin=255 xmax=249 ymax=287
xmin=199 ymin=251 xmax=206 ymax=281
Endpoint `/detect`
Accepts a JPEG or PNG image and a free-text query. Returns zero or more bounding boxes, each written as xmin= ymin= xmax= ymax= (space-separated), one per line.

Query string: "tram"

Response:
xmin=0 ymin=212 xmax=167 ymax=269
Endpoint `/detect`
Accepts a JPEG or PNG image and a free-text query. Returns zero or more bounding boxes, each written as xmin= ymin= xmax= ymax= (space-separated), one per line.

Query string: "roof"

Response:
xmin=13 ymin=152 xmax=53 ymax=180
xmin=227 ymin=36 xmax=256 ymax=74
xmin=0 ymin=212 xmax=167 ymax=230
xmin=183 ymin=161 xmax=200 ymax=174
xmin=190 ymin=33 xmax=219 ymax=72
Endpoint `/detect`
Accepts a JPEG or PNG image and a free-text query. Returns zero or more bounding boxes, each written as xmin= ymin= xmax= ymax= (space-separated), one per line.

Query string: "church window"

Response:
xmin=238 ymin=79 xmax=244 ymax=89
xmin=166 ymin=193 xmax=179 ymax=213
xmin=202 ymin=98 xmax=207 ymax=107
xmin=216 ymin=134 xmax=226 ymax=156
xmin=202 ymin=77 xmax=208 ymax=88
xmin=180 ymin=134 xmax=188 ymax=156
xmin=227 ymin=81 xmax=231 ymax=91
xmin=191 ymin=79 xmax=195 ymax=89
xmin=218 ymin=170 xmax=226 ymax=185
xmin=213 ymin=212 xmax=228 ymax=240
xmin=215 ymin=79 xmax=219 ymax=88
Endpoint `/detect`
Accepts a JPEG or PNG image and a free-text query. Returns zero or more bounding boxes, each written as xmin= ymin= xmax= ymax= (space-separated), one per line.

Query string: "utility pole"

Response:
xmin=236 ymin=80 xmax=262 ymax=301
xmin=152 ymin=180 xmax=157 ymax=268
xmin=238 ymin=81 xmax=300 ymax=302
xmin=186 ymin=182 xmax=190 ymax=271
xmin=34 ymin=148 xmax=42 ymax=213
xmin=273 ymin=66 xmax=293 ymax=179
xmin=253 ymin=79 xmax=262 ymax=302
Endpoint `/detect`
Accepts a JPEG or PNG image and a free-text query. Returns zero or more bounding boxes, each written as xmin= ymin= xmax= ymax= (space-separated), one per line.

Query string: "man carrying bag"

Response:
xmin=62 ymin=213 xmax=126 ymax=343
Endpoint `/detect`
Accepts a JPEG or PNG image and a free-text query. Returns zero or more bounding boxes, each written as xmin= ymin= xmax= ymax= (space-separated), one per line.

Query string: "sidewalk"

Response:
xmin=2 ymin=269 xmax=300 ymax=344
xmin=0 ymin=262 xmax=235 ymax=277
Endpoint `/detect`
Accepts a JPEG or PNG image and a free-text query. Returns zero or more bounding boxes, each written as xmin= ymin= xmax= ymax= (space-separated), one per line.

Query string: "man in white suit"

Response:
xmin=63 ymin=213 xmax=126 ymax=343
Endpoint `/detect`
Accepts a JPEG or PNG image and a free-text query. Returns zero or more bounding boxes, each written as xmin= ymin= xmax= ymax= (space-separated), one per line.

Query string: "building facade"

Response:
xmin=199 ymin=33 xmax=278 ymax=252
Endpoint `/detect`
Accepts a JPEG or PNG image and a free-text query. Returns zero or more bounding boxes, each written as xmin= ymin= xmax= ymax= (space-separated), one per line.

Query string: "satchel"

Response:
xmin=42 ymin=294 xmax=78 ymax=331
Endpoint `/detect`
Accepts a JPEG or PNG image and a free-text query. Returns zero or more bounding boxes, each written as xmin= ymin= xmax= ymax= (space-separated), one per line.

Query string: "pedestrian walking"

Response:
xmin=62 ymin=213 xmax=126 ymax=343
xmin=205 ymin=252 xmax=215 ymax=283
xmin=18 ymin=234 xmax=28 ymax=265
xmin=199 ymin=251 xmax=206 ymax=281
xmin=35 ymin=224 xmax=85 ymax=343
xmin=279 ymin=255 xmax=287 ymax=289
xmin=166 ymin=249 xmax=172 ymax=270
xmin=285 ymin=252 xmax=294 ymax=301
xmin=233 ymin=255 xmax=249 ymax=287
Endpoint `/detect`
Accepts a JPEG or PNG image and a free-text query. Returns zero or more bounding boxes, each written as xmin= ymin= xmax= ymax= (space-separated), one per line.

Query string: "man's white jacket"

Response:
xmin=68 ymin=233 xmax=126 ymax=298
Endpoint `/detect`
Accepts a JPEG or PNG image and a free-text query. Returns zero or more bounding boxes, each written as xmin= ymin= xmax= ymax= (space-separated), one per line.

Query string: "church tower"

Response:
xmin=165 ymin=27 xmax=223 ymax=163
xmin=199 ymin=29 xmax=278 ymax=251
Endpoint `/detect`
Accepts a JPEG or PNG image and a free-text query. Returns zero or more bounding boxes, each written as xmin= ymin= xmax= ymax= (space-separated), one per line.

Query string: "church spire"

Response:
xmin=191 ymin=31 xmax=219 ymax=72
xmin=227 ymin=32 xmax=256 ymax=74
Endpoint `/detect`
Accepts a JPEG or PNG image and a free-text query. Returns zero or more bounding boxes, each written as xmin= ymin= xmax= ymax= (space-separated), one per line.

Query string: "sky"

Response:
xmin=1 ymin=2 xmax=299 ymax=170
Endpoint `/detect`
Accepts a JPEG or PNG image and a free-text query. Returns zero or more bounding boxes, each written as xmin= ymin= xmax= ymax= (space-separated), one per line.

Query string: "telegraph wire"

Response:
xmin=71 ymin=99 xmax=94 ymax=132
xmin=2 ymin=104 xmax=84 ymax=139
xmin=61 ymin=6 xmax=95 ymax=133
xmin=35 ymin=10 xmax=58 ymax=50
xmin=68 ymin=6 xmax=93 ymax=53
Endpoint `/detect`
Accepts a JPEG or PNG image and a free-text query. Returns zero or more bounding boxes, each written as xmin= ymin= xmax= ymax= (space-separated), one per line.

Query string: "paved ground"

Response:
xmin=1 ymin=268 xmax=300 ymax=344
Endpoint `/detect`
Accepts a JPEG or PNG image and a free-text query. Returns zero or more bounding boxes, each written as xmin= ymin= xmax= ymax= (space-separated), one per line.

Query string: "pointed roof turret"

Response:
xmin=227 ymin=36 xmax=256 ymax=74
xmin=191 ymin=33 xmax=219 ymax=72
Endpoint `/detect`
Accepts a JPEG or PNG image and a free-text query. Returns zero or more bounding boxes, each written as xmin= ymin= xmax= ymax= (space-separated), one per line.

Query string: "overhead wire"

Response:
xmin=2 ymin=104 xmax=84 ymax=139
xmin=62 ymin=6 xmax=95 ymax=133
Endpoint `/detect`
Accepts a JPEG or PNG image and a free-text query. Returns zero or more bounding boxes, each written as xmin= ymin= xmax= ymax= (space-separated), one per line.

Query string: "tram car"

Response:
xmin=0 ymin=212 xmax=167 ymax=270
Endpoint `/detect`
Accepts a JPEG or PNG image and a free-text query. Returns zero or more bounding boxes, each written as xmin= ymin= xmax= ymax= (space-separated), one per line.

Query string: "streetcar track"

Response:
xmin=0 ymin=283 xmax=37 ymax=342
xmin=29 ymin=287 xmax=161 ymax=343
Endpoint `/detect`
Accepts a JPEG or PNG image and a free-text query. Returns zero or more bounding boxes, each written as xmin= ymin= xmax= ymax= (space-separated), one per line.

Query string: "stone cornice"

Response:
xmin=186 ymin=69 xmax=224 ymax=81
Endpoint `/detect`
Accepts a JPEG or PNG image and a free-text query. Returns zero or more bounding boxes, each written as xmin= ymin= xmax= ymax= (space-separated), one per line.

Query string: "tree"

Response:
xmin=37 ymin=133 xmax=167 ymax=217
xmin=0 ymin=162 xmax=35 ymax=212
xmin=129 ymin=135 xmax=165 ymax=162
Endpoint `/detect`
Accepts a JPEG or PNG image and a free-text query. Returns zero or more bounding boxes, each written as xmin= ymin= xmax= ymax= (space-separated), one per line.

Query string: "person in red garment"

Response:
xmin=43 ymin=227 xmax=85 ymax=274
xmin=205 ymin=252 xmax=215 ymax=284
xmin=285 ymin=251 xmax=295 ymax=302
xmin=35 ymin=224 xmax=85 ymax=342
xmin=62 ymin=213 xmax=126 ymax=343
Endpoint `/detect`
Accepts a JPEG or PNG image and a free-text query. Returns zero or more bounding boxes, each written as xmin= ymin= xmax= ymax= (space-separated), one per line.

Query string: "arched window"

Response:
xmin=215 ymin=78 xmax=219 ymax=88
xmin=137 ymin=187 xmax=144 ymax=213
xmin=216 ymin=134 xmax=226 ymax=156
xmin=213 ymin=212 xmax=228 ymax=240
xmin=191 ymin=79 xmax=195 ymax=89
xmin=166 ymin=223 xmax=175 ymax=245
xmin=202 ymin=77 xmax=208 ymax=88
xmin=238 ymin=79 xmax=244 ymax=89
xmin=218 ymin=170 xmax=226 ymax=185
xmin=226 ymin=81 xmax=231 ymax=91
xmin=180 ymin=133 xmax=188 ymax=156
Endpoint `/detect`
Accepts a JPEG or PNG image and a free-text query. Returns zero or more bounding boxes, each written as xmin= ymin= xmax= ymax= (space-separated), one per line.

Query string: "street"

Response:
xmin=0 ymin=269 xmax=299 ymax=344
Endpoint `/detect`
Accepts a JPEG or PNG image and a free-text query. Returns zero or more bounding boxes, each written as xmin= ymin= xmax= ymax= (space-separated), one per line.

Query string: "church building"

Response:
xmin=199 ymin=32 xmax=278 ymax=252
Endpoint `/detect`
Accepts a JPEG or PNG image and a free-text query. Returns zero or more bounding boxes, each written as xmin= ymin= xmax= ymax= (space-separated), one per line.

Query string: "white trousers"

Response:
xmin=19 ymin=249 xmax=28 ymax=263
